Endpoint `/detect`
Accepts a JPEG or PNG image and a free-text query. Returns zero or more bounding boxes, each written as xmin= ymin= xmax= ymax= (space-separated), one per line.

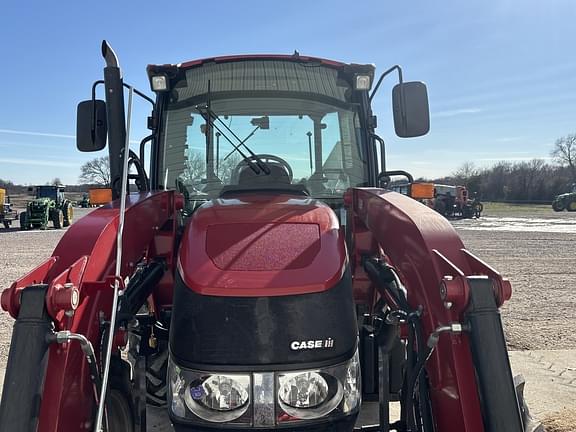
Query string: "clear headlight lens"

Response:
xmin=342 ymin=349 xmax=361 ymax=413
xmin=169 ymin=363 xmax=251 ymax=423
xmin=168 ymin=347 xmax=361 ymax=426
xmin=277 ymin=371 xmax=342 ymax=420
xmin=188 ymin=375 xmax=250 ymax=412
xmin=278 ymin=371 xmax=329 ymax=408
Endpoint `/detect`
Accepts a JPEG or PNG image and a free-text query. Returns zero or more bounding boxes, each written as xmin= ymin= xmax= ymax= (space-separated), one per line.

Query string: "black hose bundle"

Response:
xmin=363 ymin=257 xmax=434 ymax=432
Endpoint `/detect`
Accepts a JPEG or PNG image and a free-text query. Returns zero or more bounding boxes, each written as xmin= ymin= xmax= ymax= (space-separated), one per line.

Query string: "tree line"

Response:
xmin=3 ymin=134 xmax=576 ymax=203
xmin=430 ymin=134 xmax=576 ymax=203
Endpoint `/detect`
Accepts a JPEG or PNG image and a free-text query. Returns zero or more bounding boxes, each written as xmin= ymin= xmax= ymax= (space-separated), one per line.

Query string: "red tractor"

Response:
xmin=0 ymin=42 xmax=539 ymax=432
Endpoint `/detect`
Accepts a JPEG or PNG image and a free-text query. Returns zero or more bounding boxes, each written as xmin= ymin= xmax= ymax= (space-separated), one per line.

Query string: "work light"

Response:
xmin=354 ymin=74 xmax=372 ymax=90
xmin=150 ymin=74 xmax=169 ymax=92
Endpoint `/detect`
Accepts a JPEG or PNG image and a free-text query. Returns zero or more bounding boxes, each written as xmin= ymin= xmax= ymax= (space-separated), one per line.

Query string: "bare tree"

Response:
xmin=79 ymin=156 xmax=110 ymax=186
xmin=452 ymin=162 xmax=479 ymax=183
xmin=180 ymin=151 xmax=242 ymax=184
xmin=217 ymin=153 xmax=242 ymax=183
xmin=551 ymin=134 xmax=576 ymax=181
xmin=181 ymin=151 xmax=206 ymax=183
xmin=51 ymin=177 xmax=63 ymax=186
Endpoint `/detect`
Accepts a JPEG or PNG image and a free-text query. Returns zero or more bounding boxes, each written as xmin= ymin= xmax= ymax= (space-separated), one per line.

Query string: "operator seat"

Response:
xmin=220 ymin=163 xmax=309 ymax=197
xmin=237 ymin=163 xmax=290 ymax=186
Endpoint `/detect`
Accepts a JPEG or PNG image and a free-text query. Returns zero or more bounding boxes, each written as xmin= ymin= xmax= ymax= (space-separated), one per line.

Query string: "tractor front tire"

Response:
xmin=552 ymin=200 xmax=565 ymax=212
xmin=63 ymin=202 xmax=73 ymax=227
xmin=567 ymin=199 xmax=576 ymax=212
xmin=3 ymin=221 xmax=10 ymax=229
xmin=52 ymin=209 xmax=63 ymax=229
xmin=474 ymin=202 xmax=484 ymax=218
xmin=19 ymin=212 xmax=29 ymax=230
xmin=106 ymin=389 xmax=135 ymax=432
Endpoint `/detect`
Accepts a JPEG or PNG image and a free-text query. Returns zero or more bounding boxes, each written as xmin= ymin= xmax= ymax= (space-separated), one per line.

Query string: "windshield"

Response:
xmin=160 ymin=60 xmax=368 ymax=199
xmin=36 ymin=187 xmax=58 ymax=200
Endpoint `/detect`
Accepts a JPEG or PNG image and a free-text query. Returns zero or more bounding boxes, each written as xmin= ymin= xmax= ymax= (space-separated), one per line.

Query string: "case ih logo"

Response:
xmin=290 ymin=338 xmax=334 ymax=350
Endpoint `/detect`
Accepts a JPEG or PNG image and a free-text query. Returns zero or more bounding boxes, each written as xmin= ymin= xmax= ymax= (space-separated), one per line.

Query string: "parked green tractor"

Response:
xmin=552 ymin=184 xmax=576 ymax=212
xmin=78 ymin=192 xmax=90 ymax=208
xmin=19 ymin=186 xmax=74 ymax=230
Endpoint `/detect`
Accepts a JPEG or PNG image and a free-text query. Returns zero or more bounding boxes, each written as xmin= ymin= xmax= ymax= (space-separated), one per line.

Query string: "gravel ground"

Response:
xmin=1 ymin=208 xmax=574 ymax=359
xmin=0 ymin=208 xmax=93 ymax=366
xmin=457 ymin=229 xmax=576 ymax=350
xmin=0 ymin=206 xmax=575 ymax=430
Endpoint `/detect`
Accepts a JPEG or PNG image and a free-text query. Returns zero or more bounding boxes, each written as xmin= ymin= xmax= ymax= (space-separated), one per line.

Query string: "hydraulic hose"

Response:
xmin=363 ymin=257 xmax=435 ymax=432
xmin=48 ymin=331 xmax=102 ymax=403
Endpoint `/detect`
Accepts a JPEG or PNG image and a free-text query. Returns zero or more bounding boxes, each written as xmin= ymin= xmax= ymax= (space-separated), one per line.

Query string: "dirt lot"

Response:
xmin=3 ymin=204 xmax=571 ymax=353
xmin=0 ymin=204 xmax=575 ymax=429
xmin=453 ymin=208 xmax=576 ymax=350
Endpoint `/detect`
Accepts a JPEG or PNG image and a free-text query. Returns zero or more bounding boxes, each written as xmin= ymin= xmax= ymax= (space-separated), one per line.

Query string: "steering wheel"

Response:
xmin=232 ymin=154 xmax=293 ymax=183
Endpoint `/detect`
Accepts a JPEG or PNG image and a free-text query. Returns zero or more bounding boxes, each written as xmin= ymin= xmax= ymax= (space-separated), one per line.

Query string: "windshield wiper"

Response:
xmin=196 ymin=105 xmax=271 ymax=175
xmin=222 ymin=124 xmax=260 ymax=161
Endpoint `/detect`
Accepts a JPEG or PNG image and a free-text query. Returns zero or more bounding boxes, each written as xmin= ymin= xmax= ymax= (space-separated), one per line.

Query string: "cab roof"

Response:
xmin=147 ymin=53 xmax=374 ymax=78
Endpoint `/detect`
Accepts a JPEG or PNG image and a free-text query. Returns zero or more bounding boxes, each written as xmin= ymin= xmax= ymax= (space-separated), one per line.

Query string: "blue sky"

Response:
xmin=1 ymin=0 xmax=575 ymax=184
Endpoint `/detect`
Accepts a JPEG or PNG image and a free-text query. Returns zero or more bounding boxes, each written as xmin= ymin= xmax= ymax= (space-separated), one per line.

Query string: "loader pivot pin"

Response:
xmin=48 ymin=282 xmax=79 ymax=316
xmin=439 ymin=275 xmax=469 ymax=310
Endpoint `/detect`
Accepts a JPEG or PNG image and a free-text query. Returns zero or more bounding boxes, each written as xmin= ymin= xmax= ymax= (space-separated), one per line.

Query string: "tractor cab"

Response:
xmin=35 ymin=185 xmax=65 ymax=203
xmin=152 ymin=58 xmax=377 ymax=222
xmin=145 ymin=56 xmax=425 ymax=431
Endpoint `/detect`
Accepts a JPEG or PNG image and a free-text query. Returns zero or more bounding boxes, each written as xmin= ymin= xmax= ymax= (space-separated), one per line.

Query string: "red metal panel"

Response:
xmin=178 ymin=193 xmax=347 ymax=297
xmin=350 ymin=188 xmax=485 ymax=432
xmin=206 ymin=223 xmax=321 ymax=271
xmin=34 ymin=191 xmax=177 ymax=432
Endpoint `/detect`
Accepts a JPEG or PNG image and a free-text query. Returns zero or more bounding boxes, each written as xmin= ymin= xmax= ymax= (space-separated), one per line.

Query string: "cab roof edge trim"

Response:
xmin=147 ymin=54 xmax=375 ymax=73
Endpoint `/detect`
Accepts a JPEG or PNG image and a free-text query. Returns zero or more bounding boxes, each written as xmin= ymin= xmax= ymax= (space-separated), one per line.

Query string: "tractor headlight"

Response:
xmin=278 ymin=371 xmax=330 ymax=408
xmin=168 ymin=348 xmax=361 ymax=427
xmin=184 ymin=374 xmax=250 ymax=422
xmin=169 ymin=364 xmax=251 ymax=424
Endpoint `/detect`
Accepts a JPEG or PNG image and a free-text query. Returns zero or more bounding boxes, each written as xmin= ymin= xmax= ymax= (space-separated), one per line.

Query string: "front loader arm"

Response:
xmin=348 ymin=188 xmax=523 ymax=432
xmin=0 ymin=191 xmax=178 ymax=432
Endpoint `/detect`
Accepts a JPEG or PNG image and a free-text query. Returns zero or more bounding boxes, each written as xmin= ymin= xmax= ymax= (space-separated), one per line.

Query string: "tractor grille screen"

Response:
xmin=175 ymin=60 xmax=349 ymax=103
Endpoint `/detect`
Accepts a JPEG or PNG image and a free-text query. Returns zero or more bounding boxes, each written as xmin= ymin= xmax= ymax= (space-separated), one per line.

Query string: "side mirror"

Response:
xmin=392 ymin=82 xmax=430 ymax=138
xmin=77 ymin=100 xmax=108 ymax=152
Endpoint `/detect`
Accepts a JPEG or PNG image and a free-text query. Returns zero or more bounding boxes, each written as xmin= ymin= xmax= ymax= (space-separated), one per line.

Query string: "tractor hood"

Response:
xmin=171 ymin=193 xmax=357 ymax=368
xmin=177 ymin=193 xmax=347 ymax=297
xmin=556 ymin=192 xmax=574 ymax=199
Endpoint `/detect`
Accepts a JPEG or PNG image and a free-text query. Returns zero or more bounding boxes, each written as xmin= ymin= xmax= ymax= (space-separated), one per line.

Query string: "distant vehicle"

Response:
xmin=78 ymin=192 xmax=90 ymax=208
xmin=433 ymin=184 xmax=483 ymax=218
xmin=19 ymin=185 xmax=73 ymax=230
xmin=391 ymin=182 xmax=483 ymax=218
xmin=552 ymin=184 xmax=576 ymax=212
xmin=88 ymin=187 xmax=112 ymax=206
xmin=0 ymin=188 xmax=18 ymax=229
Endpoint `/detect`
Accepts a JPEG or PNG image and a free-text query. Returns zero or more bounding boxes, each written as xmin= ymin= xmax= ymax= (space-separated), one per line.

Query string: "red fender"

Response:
xmin=7 ymin=191 xmax=178 ymax=432
xmin=349 ymin=188 xmax=512 ymax=432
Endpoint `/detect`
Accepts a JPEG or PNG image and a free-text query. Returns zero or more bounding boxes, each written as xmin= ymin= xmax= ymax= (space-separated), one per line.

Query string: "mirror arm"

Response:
xmin=369 ymin=65 xmax=403 ymax=102
xmin=122 ymin=83 xmax=155 ymax=107
xmin=90 ymin=80 xmax=105 ymax=145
